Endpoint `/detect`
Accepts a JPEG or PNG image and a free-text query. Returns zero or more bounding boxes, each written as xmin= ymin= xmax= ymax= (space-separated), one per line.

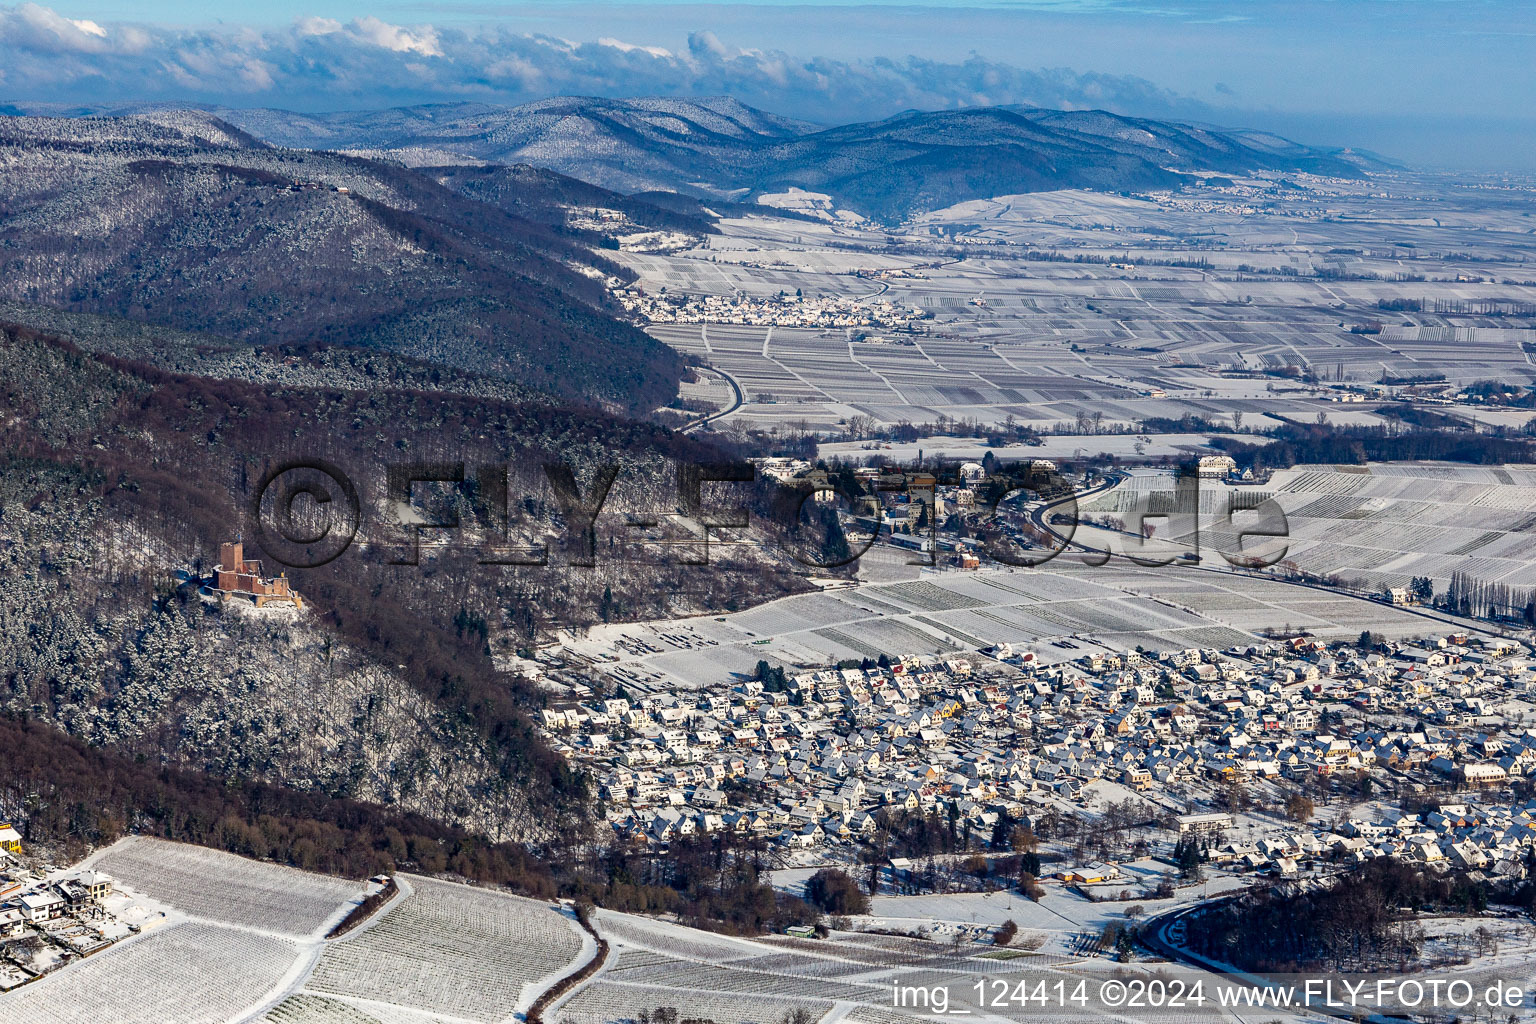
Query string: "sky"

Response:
xmin=2 ymin=1 xmax=1534 ymax=169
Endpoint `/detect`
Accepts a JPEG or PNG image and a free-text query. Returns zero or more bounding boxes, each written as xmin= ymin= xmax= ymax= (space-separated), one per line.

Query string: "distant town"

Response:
xmin=619 ymin=288 xmax=929 ymax=331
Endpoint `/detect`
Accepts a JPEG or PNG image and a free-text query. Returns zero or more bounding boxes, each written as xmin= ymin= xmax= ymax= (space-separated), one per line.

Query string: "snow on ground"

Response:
xmin=297 ymin=874 xmax=588 ymax=1022
xmin=860 ymin=873 xmax=1255 ymax=959
xmin=1 ymin=842 xmax=590 ymax=1024
xmin=1418 ymin=915 xmax=1536 ymax=972
xmin=85 ymin=837 xmax=365 ymax=942
xmin=819 ymin=434 xmax=1248 ymax=464
xmin=566 ymin=895 xmax=1340 ymax=1024
xmin=0 ymin=921 xmax=297 ymax=1024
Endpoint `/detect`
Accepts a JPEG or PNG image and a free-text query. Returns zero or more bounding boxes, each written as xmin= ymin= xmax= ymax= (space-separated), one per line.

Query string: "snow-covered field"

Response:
xmin=551 ymin=897 xmax=1325 ymax=1024
xmin=1080 ymin=461 xmax=1536 ymax=626
xmin=0 ymin=922 xmax=296 ymax=1024
xmin=818 ymin=433 xmax=1248 ymax=463
xmin=1266 ymin=462 xmax=1536 ymax=593
xmin=87 ymin=838 xmax=365 ymax=941
xmin=6 ymin=836 xmax=1513 ymax=1024
xmin=0 ymin=844 xmax=589 ymax=1024
xmin=299 ymin=875 xmax=588 ymax=1022
xmin=556 ymin=549 xmax=1469 ymax=692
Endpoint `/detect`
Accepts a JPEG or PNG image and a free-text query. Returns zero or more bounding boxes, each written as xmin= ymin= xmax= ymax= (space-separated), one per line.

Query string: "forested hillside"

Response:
xmin=0 ymin=112 xmax=683 ymax=412
xmin=0 ymin=317 xmax=805 ymax=841
xmin=429 ymin=163 xmax=721 ymax=238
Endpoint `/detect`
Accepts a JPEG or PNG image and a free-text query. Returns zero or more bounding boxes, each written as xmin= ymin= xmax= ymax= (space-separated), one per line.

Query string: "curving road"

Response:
xmin=1140 ymin=893 xmax=1388 ymax=1024
xmin=681 ymin=366 xmax=745 ymax=434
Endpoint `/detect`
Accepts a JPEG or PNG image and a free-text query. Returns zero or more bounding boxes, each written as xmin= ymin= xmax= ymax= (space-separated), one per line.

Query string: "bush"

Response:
xmin=804 ymin=868 xmax=870 ymax=915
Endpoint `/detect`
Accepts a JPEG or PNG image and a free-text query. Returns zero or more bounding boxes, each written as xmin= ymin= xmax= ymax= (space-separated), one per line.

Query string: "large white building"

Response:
xmin=1196 ymin=455 xmax=1238 ymax=478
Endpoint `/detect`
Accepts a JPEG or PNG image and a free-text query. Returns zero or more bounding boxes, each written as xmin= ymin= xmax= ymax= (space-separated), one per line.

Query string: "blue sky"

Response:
xmin=4 ymin=1 xmax=1534 ymax=168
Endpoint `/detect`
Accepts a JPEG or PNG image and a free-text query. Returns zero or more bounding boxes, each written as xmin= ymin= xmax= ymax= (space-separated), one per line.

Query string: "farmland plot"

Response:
xmin=604 ymin=952 xmax=886 ymax=1002
xmin=564 ymin=913 xmax=1245 ymax=1024
xmin=755 ymin=935 xmax=941 ymax=970
xmin=1259 ymin=463 xmax=1536 ymax=597
xmin=876 ymin=581 xmax=989 ymax=613
xmin=724 ymin=950 xmax=886 ymax=981
xmin=0 ymin=922 xmax=295 ymax=1024
xmin=593 ymin=911 xmax=767 ymax=962
xmin=304 ymin=876 xmax=584 ymax=1021
xmin=731 ymin=593 xmax=868 ymax=633
xmin=91 ymin=837 xmax=364 ymax=939
xmin=649 ymin=644 xmax=768 ymax=686
xmin=937 ymin=607 xmax=1049 ymax=643
xmin=812 ymin=626 xmax=889 ymax=659
xmin=555 ymin=980 xmax=831 ymax=1024
xmin=750 ymin=934 xmax=1054 ymax=981
xmin=262 ymin=993 xmax=459 ymax=1024
xmin=1163 ymin=625 xmax=1259 ymax=648
xmin=845 ymin=1008 xmax=939 ymax=1024
xmin=858 ymin=617 xmax=966 ymax=652
xmin=558 ymin=529 xmax=1502 ymax=686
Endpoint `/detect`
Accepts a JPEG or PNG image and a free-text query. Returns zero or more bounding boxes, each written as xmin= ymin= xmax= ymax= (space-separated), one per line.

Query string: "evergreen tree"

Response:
xmin=1175 ymin=837 xmax=1203 ymax=881
xmin=600 ymin=585 xmax=615 ymax=623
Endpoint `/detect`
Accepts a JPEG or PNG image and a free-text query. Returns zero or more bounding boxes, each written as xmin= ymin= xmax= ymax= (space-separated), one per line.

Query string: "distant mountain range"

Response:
xmin=177 ymin=96 xmax=1389 ymax=221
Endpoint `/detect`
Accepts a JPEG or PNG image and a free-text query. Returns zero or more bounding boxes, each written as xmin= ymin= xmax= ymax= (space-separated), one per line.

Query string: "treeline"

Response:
xmin=0 ymin=714 xmax=559 ymax=892
xmin=1377 ymin=405 xmax=1466 ymax=430
xmin=1 ymin=712 xmax=831 ymax=936
xmin=1209 ymin=421 xmax=1533 ymax=473
xmin=753 ymin=659 xmax=793 ymax=692
xmin=859 ymin=803 xmax=1152 ymax=876
xmin=804 ymin=868 xmax=870 ymax=915
xmin=1019 ymin=249 xmax=1212 ymax=270
xmin=527 ymin=899 xmax=608 ymax=1024
xmin=1379 ymin=371 xmax=1447 ymax=386
xmin=1183 ymin=859 xmax=1487 ymax=972
xmin=559 ymin=833 xmax=818 ymax=935
xmin=1140 ymin=414 xmax=1228 ymax=434
xmin=327 ymin=876 xmax=398 ymax=938
xmin=1443 ymin=569 xmax=1536 ymax=624
xmin=841 ymin=414 xmax=1040 ymax=446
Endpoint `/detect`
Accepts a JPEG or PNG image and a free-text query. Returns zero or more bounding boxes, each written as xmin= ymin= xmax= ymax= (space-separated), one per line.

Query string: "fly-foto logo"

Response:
xmin=246 ymin=458 xmax=1288 ymax=571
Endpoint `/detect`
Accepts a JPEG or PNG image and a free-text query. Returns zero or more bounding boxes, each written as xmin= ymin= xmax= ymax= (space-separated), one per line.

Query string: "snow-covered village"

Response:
xmin=541 ymin=629 xmax=1536 ymax=880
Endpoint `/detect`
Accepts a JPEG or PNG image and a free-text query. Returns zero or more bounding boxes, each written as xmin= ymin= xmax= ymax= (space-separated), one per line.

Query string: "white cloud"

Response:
xmin=0 ymin=4 xmax=1201 ymax=127
xmin=164 ymin=42 xmax=275 ymax=93
xmin=5 ymin=2 xmax=114 ymax=53
xmin=687 ymin=30 xmax=732 ymax=62
xmin=598 ymin=37 xmax=672 ymax=59
xmin=485 ymin=55 xmax=543 ymax=90
xmin=294 ymin=16 xmax=341 ymax=38
xmin=117 ymin=26 xmax=152 ymax=53
xmin=346 ymin=16 xmax=442 ymax=58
